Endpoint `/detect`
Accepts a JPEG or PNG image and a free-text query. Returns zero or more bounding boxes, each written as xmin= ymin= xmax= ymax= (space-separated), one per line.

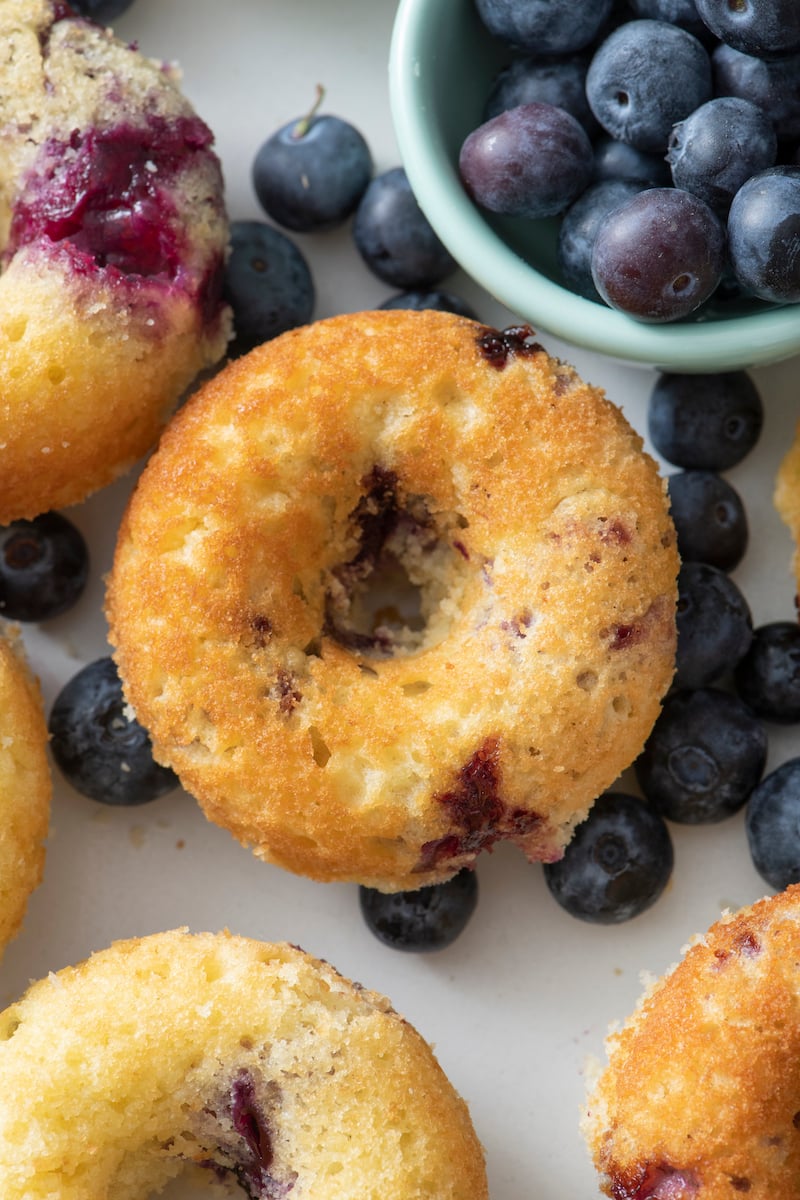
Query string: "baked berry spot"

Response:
xmin=199 ymin=1070 xmax=296 ymax=1199
xmin=611 ymin=1162 xmax=699 ymax=1200
xmin=7 ymin=116 xmax=219 ymax=290
xmin=476 ymin=323 xmax=544 ymax=369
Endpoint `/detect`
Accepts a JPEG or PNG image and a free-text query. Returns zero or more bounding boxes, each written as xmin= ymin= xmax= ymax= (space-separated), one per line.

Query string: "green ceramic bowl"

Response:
xmin=388 ymin=0 xmax=800 ymax=371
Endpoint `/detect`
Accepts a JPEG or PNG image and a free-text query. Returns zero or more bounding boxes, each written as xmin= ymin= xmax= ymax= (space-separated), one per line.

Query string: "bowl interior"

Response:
xmin=389 ymin=0 xmax=800 ymax=371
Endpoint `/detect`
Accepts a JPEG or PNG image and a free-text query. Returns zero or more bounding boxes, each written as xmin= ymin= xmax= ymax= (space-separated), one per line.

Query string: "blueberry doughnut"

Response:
xmin=775 ymin=437 xmax=800 ymax=587
xmin=0 ymin=0 xmax=230 ymax=523
xmin=0 ymin=928 xmax=488 ymax=1197
xmin=584 ymin=885 xmax=800 ymax=1200
xmin=0 ymin=627 xmax=50 ymax=956
xmin=106 ymin=309 xmax=678 ymax=891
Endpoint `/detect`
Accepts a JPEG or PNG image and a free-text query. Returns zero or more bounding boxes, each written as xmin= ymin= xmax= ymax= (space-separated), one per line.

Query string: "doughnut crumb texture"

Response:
xmin=107 ymin=309 xmax=678 ymax=891
xmin=0 ymin=0 xmax=230 ymax=522
xmin=0 ymin=928 xmax=487 ymax=1198
xmin=0 ymin=625 xmax=51 ymax=957
xmin=584 ymin=884 xmax=800 ymax=1200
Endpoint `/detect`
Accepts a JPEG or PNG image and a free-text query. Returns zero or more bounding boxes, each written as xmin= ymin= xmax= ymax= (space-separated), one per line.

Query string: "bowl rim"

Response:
xmin=388 ymin=0 xmax=800 ymax=371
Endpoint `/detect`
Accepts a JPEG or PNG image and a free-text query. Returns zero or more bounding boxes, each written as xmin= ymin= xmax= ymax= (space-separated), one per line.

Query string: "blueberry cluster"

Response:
xmin=223 ymin=93 xmax=473 ymax=354
xmin=461 ymin=0 xmax=800 ymax=322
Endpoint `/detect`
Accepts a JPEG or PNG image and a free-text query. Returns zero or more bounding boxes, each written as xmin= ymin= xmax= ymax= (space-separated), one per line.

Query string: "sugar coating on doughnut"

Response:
xmin=0 ymin=928 xmax=488 ymax=1198
xmin=0 ymin=626 xmax=50 ymax=957
xmin=0 ymin=0 xmax=230 ymax=522
xmin=584 ymin=885 xmax=800 ymax=1200
xmin=107 ymin=309 xmax=678 ymax=891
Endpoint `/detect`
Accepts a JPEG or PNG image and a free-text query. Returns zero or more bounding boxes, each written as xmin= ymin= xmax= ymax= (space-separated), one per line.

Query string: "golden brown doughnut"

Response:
xmin=107 ymin=309 xmax=678 ymax=891
xmin=0 ymin=626 xmax=50 ymax=957
xmin=0 ymin=928 xmax=487 ymax=1198
xmin=0 ymin=0 xmax=230 ymax=522
xmin=584 ymin=885 xmax=800 ymax=1200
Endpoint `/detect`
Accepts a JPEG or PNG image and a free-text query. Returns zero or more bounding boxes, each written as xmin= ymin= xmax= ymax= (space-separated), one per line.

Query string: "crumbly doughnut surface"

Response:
xmin=0 ymin=627 xmax=50 ymax=956
xmin=0 ymin=928 xmax=487 ymax=1199
xmin=0 ymin=0 xmax=230 ymax=522
xmin=584 ymin=885 xmax=800 ymax=1200
xmin=107 ymin=309 xmax=678 ymax=891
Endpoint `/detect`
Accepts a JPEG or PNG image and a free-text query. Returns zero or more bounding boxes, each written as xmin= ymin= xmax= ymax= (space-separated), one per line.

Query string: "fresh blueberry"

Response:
xmin=543 ymin=792 xmax=673 ymax=924
xmin=728 ymin=167 xmax=800 ymax=303
xmin=557 ymin=179 xmax=642 ymax=302
xmin=674 ymin=561 xmax=753 ymax=689
xmin=712 ymin=43 xmax=800 ymax=142
xmin=352 ymin=167 xmax=456 ymax=289
xmin=734 ymin=621 xmax=800 ymax=723
xmin=0 ymin=512 xmax=89 ymax=622
xmin=586 ymin=20 xmax=712 ymax=152
xmin=359 ymin=869 xmax=478 ymax=952
xmin=474 ymin=0 xmax=615 ymax=55
xmin=48 ymin=657 xmax=179 ymax=806
xmin=648 ymin=371 xmax=763 ymax=470
xmin=591 ymin=187 xmax=725 ymax=322
xmin=252 ymin=94 xmax=372 ymax=233
xmin=627 ymin=0 xmax=708 ymax=37
xmin=667 ymin=97 xmax=777 ymax=214
xmin=635 ymin=688 xmax=767 ymax=823
xmin=223 ymin=220 xmax=314 ymax=358
xmin=484 ymin=54 xmax=597 ymax=135
xmin=67 ymin=0 xmax=136 ymax=21
xmin=667 ymin=470 xmax=748 ymax=572
xmin=694 ymin=0 xmax=800 ymax=60
xmin=459 ymin=103 xmax=593 ymax=219
xmin=591 ymin=136 xmax=672 ymax=187
xmin=746 ymin=758 xmax=800 ymax=891
xmin=378 ymin=290 xmax=478 ymax=319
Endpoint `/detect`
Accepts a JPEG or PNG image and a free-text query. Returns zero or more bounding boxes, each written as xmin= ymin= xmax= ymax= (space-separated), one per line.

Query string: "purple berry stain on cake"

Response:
xmin=476 ymin=323 xmax=544 ymax=369
xmin=6 ymin=116 xmax=225 ymax=314
xmin=417 ymin=737 xmax=543 ymax=870
xmin=199 ymin=1070 xmax=296 ymax=1199
xmin=611 ymin=1162 xmax=700 ymax=1200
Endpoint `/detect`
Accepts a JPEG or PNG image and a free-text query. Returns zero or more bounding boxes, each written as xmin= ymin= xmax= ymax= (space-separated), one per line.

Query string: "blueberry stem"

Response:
xmin=292 ymin=85 xmax=325 ymax=139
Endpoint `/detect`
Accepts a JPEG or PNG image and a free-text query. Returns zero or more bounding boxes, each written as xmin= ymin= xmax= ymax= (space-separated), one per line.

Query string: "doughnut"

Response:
xmin=0 ymin=927 xmax=488 ymax=1197
xmin=106 ymin=309 xmax=678 ymax=892
xmin=583 ymin=884 xmax=800 ymax=1200
xmin=775 ymin=434 xmax=800 ymax=589
xmin=0 ymin=0 xmax=230 ymax=523
xmin=0 ymin=626 xmax=50 ymax=957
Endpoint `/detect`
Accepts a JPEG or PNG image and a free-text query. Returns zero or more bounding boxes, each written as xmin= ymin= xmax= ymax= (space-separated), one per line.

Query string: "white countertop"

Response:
xmin=7 ymin=2 xmax=800 ymax=1197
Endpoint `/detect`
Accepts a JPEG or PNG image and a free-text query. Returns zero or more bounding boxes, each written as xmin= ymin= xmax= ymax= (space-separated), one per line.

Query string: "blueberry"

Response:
xmin=474 ymin=0 xmax=615 ymax=55
xmin=667 ymin=97 xmax=777 ymax=214
xmin=586 ymin=20 xmax=712 ymax=152
xmin=484 ymin=54 xmax=597 ymax=135
xmin=727 ymin=167 xmax=800 ymax=304
xmin=378 ymin=290 xmax=478 ymax=319
xmin=543 ymin=792 xmax=673 ymax=924
xmin=674 ymin=561 xmax=753 ymax=689
xmin=48 ymin=657 xmax=179 ymax=805
xmin=734 ymin=621 xmax=800 ymax=723
xmin=557 ymin=179 xmax=642 ymax=302
xmin=459 ymin=103 xmax=593 ymax=220
xmin=694 ymin=0 xmax=800 ymax=60
xmin=746 ymin=758 xmax=800 ymax=891
xmin=667 ymin=470 xmax=748 ymax=572
xmin=359 ymin=869 xmax=478 ymax=952
xmin=223 ymin=220 xmax=314 ymax=358
xmin=67 ymin=0 xmax=136 ymax=20
xmin=712 ymin=43 xmax=800 ymax=142
xmin=352 ymin=167 xmax=456 ymax=289
xmin=591 ymin=187 xmax=725 ymax=322
xmin=252 ymin=95 xmax=372 ymax=233
xmin=635 ymin=688 xmax=767 ymax=823
xmin=627 ymin=0 xmax=708 ymax=37
xmin=0 ymin=512 xmax=89 ymax=622
xmin=648 ymin=371 xmax=763 ymax=470
xmin=591 ymin=137 xmax=672 ymax=187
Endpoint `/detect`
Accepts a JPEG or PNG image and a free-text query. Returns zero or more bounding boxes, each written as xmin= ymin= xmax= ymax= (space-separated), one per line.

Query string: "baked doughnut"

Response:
xmin=0 ymin=626 xmax=50 ymax=957
xmin=106 ymin=309 xmax=678 ymax=891
xmin=583 ymin=884 xmax=800 ymax=1200
xmin=0 ymin=928 xmax=488 ymax=1198
xmin=0 ymin=0 xmax=230 ymax=523
xmin=775 ymin=434 xmax=800 ymax=588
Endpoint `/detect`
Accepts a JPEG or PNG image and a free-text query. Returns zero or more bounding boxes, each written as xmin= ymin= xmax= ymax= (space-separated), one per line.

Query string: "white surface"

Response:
xmin=6 ymin=3 xmax=800 ymax=1197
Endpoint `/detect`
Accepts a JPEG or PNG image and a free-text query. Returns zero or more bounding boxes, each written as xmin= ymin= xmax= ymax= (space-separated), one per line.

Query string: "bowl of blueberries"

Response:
xmin=389 ymin=0 xmax=800 ymax=371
